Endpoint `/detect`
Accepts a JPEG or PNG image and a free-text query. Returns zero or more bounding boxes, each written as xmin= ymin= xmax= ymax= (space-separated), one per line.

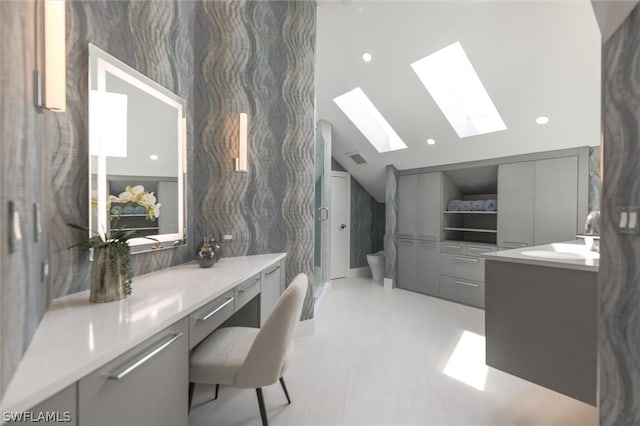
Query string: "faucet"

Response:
xmin=582 ymin=210 xmax=601 ymax=252
xmin=584 ymin=210 xmax=601 ymax=235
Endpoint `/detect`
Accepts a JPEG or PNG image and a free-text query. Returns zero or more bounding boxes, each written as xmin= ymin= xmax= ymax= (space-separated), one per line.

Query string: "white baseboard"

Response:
xmin=296 ymin=318 xmax=314 ymax=337
xmin=347 ymin=266 xmax=372 ymax=278
xmin=384 ymin=278 xmax=393 ymax=289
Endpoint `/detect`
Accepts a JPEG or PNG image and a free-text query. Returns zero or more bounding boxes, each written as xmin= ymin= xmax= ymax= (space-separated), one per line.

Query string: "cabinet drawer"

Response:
xmin=439 ymin=253 xmax=484 ymax=282
xmin=235 ymin=274 xmax=261 ymax=310
xmin=79 ymin=319 xmax=188 ymax=426
xmin=189 ymin=290 xmax=235 ymax=348
xmin=440 ymin=241 xmax=466 ymax=255
xmin=467 ymin=244 xmax=497 ymax=257
xmin=439 ymin=275 xmax=484 ymax=308
xmin=499 ymin=241 xmax=530 ymax=249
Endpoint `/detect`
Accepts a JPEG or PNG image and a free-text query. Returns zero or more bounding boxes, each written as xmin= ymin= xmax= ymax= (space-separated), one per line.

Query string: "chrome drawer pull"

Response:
xmin=445 ymin=244 xmax=463 ymax=249
xmin=419 ymin=235 xmax=436 ymax=241
xmin=502 ymin=241 xmax=528 ymax=247
xmin=107 ymin=332 xmax=184 ymax=380
xmin=453 ymin=256 xmax=480 ymax=263
xmin=265 ymin=265 xmax=280 ymax=276
xmin=238 ymin=278 xmax=260 ymax=293
xmin=196 ymin=297 xmax=234 ymax=321
xmin=398 ymin=234 xmax=415 ymax=239
xmin=399 ymin=240 xmax=415 ymax=245
xmin=452 ymin=280 xmax=479 ymax=288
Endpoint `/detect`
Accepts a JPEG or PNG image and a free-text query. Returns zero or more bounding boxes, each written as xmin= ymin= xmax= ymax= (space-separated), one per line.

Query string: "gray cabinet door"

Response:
xmin=17 ymin=384 xmax=77 ymax=425
xmin=78 ymin=319 xmax=188 ymax=426
xmin=261 ymin=261 xmax=283 ymax=325
xmin=534 ymin=157 xmax=578 ymax=245
xmin=417 ymin=172 xmax=442 ymax=241
xmin=417 ymin=241 xmax=439 ymax=296
xmin=398 ymin=174 xmax=419 ymax=239
xmin=497 ymin=162 xmax=534 ymax=248
xmin=397 ymin=239 xmax=418 ymax=292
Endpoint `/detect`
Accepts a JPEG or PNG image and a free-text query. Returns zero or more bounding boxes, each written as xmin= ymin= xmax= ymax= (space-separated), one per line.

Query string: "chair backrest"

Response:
xmin=234 ymin=273 xmax=308 ymax=388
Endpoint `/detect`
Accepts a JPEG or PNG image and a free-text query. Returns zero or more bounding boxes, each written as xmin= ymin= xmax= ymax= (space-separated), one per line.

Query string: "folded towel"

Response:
xmin=123 ymin=205 xmax=135 ymax=215
xmin=134 ymin=206 xmax=146 ymax=215
xmin=460 ymin=200 xmax=473 ymax=211
xmin=447 ymin=200 xmax=462 ymax=211
xmin=110 ymin=205 xmax=123 ymax=216
xmin=484 ymin=199 xmax=497 ymax=211
xmin=471 ymin=200 xmax=485 ymax=211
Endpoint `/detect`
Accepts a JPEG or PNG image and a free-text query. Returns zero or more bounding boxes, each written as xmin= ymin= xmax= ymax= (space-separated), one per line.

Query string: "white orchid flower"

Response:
xmin=119 ymin=191 xmax=134 ymax=202
xmin=153 ymin=203 xmax=161 ymax=218
xmin=131 ymin=185 xmax=145 ymax=196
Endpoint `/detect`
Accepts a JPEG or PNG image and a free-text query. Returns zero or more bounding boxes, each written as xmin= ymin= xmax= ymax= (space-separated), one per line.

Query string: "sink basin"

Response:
xmin=521 ymin=243 xmax=600 ymax=261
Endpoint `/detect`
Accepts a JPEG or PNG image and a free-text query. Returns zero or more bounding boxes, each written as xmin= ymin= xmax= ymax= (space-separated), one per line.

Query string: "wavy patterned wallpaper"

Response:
xmin=600 ymin=3 xmax=640 ymax=424
xmin=1 ymin=0 xmax=317 ymax=397
xmin=193 ymin=1 xmax=316 ymax=320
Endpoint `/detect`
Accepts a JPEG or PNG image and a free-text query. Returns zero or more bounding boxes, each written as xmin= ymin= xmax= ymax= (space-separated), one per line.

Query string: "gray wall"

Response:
xmin=588 ymin=146 xmax=601 ymax=212
xmin=600 ymin=3 xmax=640 ymax=424
xmin=193 ymin=1 xmax=316 ymax=320
xmin=331 ymin=158 xmax=385 ymax=269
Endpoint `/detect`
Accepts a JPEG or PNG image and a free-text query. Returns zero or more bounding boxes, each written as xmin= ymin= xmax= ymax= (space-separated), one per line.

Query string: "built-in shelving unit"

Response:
xmin=441 ymin=166 xmax=498 ymax=244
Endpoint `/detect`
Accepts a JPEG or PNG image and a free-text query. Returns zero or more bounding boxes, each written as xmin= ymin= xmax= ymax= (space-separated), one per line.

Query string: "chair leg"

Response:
xmin=214 ymin=383 xmax=219 ymax=400
xmin=279 ymin=377 xmax=291 ymax=404
xmin=188 ymin=382 xmax=195 ymax=410
xmin=256 ymin=388 xmax=269 ymax=426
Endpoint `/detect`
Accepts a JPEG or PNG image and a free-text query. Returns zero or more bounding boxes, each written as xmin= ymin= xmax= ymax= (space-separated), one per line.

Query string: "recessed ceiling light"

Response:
xmin=333 ymin=87 xmax=407 ymax=153
xmin=536 ymin=116 xmax=549 ymax=125
xmin=150 ymin=154 xmax=158 ymax=160
xmin=426 ymin=138 xmax=436 ymax=145
xmin=411 ymin=42 xmax=507 ymax=138
xmin=362 ymin=53 xmax=372 ymax=63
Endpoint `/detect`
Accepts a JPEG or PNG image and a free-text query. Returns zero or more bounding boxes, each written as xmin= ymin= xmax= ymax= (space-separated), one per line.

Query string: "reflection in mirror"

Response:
xmin=89 ymin=44 xmax=187 ymax=252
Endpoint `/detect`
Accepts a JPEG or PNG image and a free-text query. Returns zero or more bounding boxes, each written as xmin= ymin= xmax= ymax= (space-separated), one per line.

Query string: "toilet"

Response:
xmin=366 ymin=251 xmax=386 ymax=284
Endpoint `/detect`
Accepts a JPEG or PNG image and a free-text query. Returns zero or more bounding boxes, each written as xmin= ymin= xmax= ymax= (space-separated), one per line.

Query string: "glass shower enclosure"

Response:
xmin=313 ymin=120 xmax=331 ymax=300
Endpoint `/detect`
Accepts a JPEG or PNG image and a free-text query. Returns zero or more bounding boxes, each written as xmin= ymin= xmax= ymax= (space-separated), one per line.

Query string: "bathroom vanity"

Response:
xmin=0 ymin=253 xmax=286 ymax=425
xmin=483 ymin=242 xmax=597 ymax=405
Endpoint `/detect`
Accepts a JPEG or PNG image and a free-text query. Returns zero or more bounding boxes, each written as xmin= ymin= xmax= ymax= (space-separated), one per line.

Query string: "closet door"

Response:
xmin=417 ymin=241 xmax=439 ymax=296
xmin=417 ymin=172 xmax=442 ymax=241
xmin=397 ymin=239 xmax=418 ymax=292
xmin=534 ymin=157 xmax=578 ymax=245
xmin=398 ymin=174 xmax=419 ymax=239
xmin=497 ymin=162 xmax=534 ymax=248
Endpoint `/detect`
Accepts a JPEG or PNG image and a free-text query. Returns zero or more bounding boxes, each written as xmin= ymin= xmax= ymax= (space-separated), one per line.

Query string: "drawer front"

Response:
xmin=499 ymin=241 xmax=530 ymax=249
xmin=235 ymin=274 xmax=261 ymax=311
xmin=466 ymin=244 xmax=497 ymax=257
xmin=439 ymin=253 xmax=484 ymax=282
xmin=189 ymin=290 xmax=235 ymax=348
xmin=79 ymin=319 xmax=189 ymax=426
xmin=439 ymin=275 xmax=484 ymax=308
xmin=440 ymin=241 xmax=466 ymax=255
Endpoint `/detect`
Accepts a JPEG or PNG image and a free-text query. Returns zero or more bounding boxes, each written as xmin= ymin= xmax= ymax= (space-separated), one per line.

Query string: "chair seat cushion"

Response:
xmin=190 ymin=327 xmax=259 ymax=385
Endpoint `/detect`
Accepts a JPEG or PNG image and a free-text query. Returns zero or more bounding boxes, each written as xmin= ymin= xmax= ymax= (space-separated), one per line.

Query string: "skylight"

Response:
xmin=411 ymin=42 xmax=506 ymax=138
xmin=333 ymin=88 xmax=407 ymax=153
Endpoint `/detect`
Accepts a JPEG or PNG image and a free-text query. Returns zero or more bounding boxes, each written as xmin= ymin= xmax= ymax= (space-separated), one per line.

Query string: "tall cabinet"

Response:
xmin=398 ymin=172 xmax=441 ymax=296
xmin=497 ymin=156 xmax=578 ymax=249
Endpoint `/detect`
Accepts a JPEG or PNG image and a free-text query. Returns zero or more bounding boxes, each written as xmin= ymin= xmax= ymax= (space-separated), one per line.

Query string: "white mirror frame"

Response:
xmin=88 ymin=44 xmax=186 ymax=251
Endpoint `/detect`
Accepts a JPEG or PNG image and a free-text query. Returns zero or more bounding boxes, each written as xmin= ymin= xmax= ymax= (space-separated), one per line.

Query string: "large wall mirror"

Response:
xmin=89 ymin=44 xmax=187 ymax=252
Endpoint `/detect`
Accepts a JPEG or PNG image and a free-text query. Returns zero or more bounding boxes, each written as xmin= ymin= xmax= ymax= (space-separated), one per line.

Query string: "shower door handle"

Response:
xmin=318 ymin=207 xmax=329 ymax=221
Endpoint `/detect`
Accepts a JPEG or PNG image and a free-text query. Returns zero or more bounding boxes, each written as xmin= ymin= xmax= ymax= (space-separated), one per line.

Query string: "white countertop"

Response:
xmin=0 ymin=253 xmax=285 ymax=414
xmin=483 ymin=241 xmax=598 ymax=272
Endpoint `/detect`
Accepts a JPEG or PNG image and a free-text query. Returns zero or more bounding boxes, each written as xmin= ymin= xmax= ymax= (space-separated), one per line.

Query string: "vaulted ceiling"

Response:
xmin=316 ymin=1 xmax=602 ymax=201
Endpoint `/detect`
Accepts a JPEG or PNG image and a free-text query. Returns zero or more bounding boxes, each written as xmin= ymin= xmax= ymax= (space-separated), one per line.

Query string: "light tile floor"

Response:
xmin=189 ymin=277 xmax=597 ymax=426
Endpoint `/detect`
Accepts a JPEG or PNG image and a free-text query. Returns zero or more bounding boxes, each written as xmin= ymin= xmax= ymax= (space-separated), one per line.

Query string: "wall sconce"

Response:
xmin=43 ymin=0 xmax=66 ymax=112
xmin=235 ymin=113 xmax=248 ymax=172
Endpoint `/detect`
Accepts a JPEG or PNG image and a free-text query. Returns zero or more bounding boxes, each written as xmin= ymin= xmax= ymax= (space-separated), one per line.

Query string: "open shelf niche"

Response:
xmin=441 ymin=165 xmax=498 ymax=244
